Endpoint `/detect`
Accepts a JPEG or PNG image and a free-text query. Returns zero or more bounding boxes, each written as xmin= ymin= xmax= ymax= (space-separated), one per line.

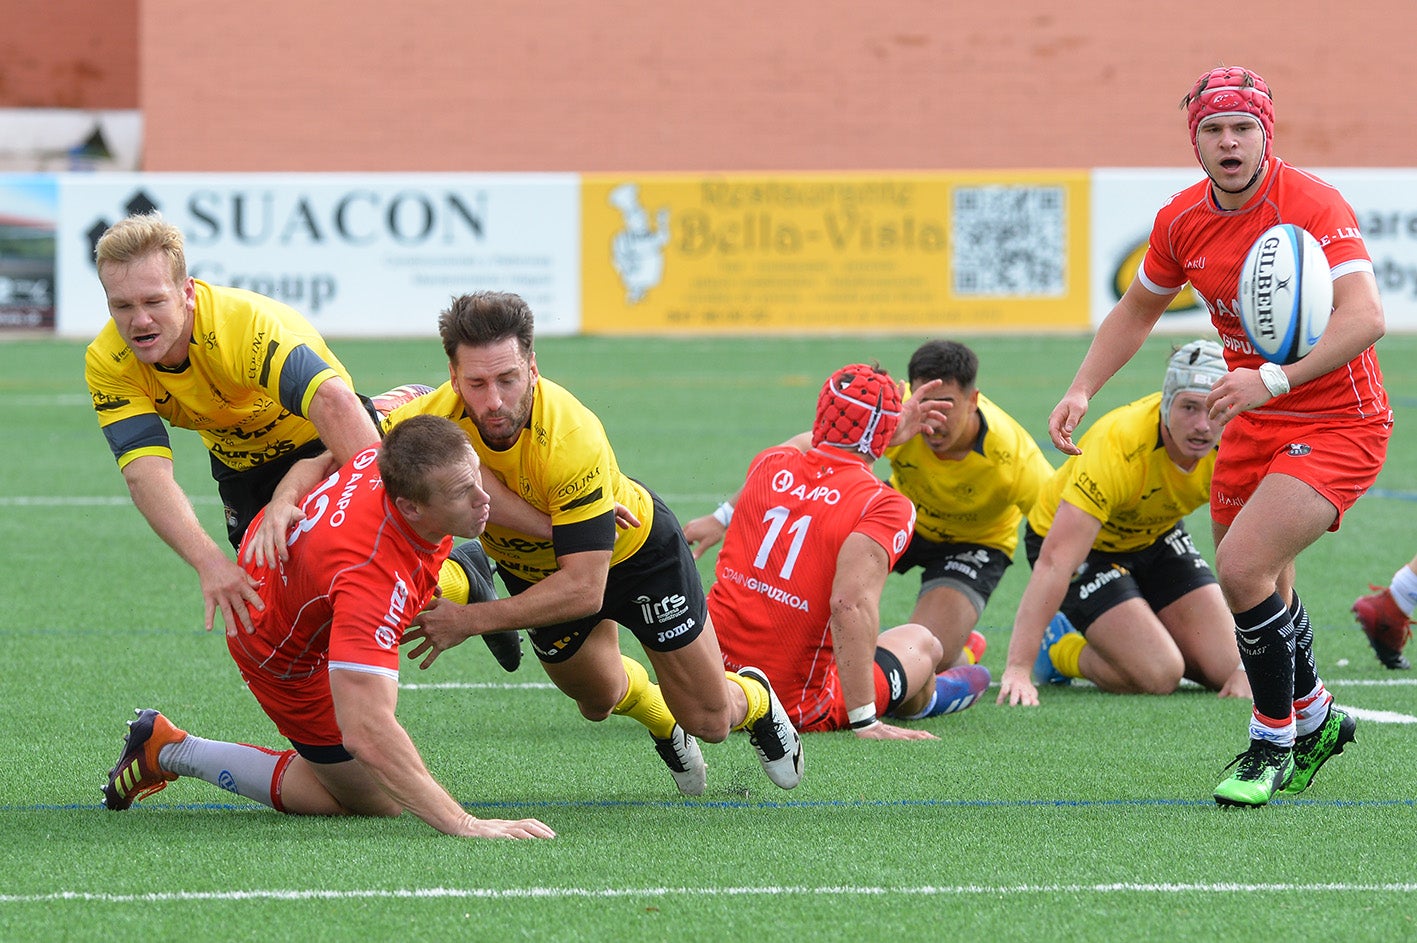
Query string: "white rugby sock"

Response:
xmin=160 ymin=735 xmax=291 ymax=809
xmin=1390 ymin=565 xmax=1417 ymax=617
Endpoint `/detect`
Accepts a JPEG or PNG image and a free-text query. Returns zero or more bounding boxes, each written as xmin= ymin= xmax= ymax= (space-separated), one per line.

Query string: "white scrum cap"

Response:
xmin=1161 ymin=339 xmax=1227 ymax=420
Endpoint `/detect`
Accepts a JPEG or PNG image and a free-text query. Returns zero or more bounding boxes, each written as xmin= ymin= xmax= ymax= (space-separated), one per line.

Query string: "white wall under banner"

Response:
xmin=1090 ymin=167 xmax=1417 ymax=333
xmin=57 ymin=173 xmax=582 ymax=338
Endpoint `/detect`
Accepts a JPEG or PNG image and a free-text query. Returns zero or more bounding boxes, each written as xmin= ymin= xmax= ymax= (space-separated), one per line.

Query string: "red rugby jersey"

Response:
xmin=709 ymin=445 xmax=915 ymax=728
xmin=1141 ymin=159 xmax=1387 ymax=419
xmin=234 ymin=446 xmax=450 ymax=682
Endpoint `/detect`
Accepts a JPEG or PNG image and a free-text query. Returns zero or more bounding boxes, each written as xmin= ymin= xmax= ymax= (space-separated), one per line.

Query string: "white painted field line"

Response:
xmin=1343 ymin=706 xmax=1417 ymax=724
xmin=2 ymin=394 xmax=92 ymax=407
xmin=399 ymin=681 xmax=559 ymax=691
xmin=0 ymin=495 xmax=220 ymax=507
xmin=5 ymin=881 xmax=1417 ymax=905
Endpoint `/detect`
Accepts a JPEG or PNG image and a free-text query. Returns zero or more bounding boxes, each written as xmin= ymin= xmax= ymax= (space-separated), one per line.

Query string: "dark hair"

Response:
xmin=378 ymin=414 xmax=474 ymax=504
xmin=437 ymin=291 xmax=535 ymax=363
xmin=907 ymin=339 xmax=979 ymax=389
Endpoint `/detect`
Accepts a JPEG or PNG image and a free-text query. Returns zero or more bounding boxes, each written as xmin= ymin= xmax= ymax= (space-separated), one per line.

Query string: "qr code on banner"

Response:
xmin=951 ymin=186 xmax=1067 ymax=297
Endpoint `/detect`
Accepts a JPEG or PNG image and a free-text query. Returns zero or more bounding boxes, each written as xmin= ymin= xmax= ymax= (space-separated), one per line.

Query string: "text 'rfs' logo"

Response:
xmin=636 ymin=593 xmax=689 ymax=624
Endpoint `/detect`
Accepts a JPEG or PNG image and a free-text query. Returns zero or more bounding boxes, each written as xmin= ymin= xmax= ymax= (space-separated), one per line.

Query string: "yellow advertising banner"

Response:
xmin=582 ymin=171 xmax=1090 ymax=334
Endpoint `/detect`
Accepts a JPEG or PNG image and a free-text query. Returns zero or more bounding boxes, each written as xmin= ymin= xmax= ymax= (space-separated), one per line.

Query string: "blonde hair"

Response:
xmin=94 ymin=212 xmax=187 ymax=284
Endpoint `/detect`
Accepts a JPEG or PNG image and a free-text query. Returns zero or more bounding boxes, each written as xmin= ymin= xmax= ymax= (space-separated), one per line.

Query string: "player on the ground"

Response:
xmin=101 ymin=415 xmax=556 ymax=839
xmin=685 ymin=340 xmax=1051 ymax=677
xmin=705 ymin=363 xmax=990 ymax=739
xmin=391 ymin=291 xmax=803 ymax=796
xmin=880 ymin=339 xmax=1054 ymax=670
xmin=1043 ymin=66 xmax=1387 ymax=807
xmin=1000 ymin=340 xmax=1249 ymax=702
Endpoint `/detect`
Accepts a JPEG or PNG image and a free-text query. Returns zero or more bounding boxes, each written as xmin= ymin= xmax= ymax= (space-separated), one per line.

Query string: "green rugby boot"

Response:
xmin=1279 ymin=706 xmax=1356 ymax=796
xmin=1214 ymin=739 xmax=1295 ymax=808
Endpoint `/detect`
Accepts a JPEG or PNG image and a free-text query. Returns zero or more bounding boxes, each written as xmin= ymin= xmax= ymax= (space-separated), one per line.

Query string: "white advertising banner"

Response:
xmin=1092 ymin=167 xmax=1417 ymax=333
xmin=57 ymin=173 xmax=581 ymax=338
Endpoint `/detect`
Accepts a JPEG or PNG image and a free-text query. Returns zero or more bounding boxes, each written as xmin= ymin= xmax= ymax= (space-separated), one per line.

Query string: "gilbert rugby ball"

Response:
xmin=1237 ymin=223 xmax=1333 ymax=364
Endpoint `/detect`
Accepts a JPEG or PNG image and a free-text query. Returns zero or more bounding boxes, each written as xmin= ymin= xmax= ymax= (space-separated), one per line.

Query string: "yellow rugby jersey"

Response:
xmin=884 ymin=393 xmax=1054 ymax=555
xmin=85 ymin=280 xmax=353 ymax=472
xmin=384 ymin=377 xmax=653 ymax=582
xmin=1028 ymin=392 xmax=1215 ymax=554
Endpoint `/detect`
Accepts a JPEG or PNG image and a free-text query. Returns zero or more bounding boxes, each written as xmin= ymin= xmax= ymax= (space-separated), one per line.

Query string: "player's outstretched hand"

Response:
xmin=199 ymin=556 xmax=264 ymax=636
xmin=1047 ymin=390 xmax=1090 ymax=456
xmin=682 ymin=514 xmax=727 ymax=560
xmin=853 ymin=721 xmax=939 ymax=741
xmin=459 ymin=814 xmax=557 ymax=840
xmin=996 ymin=665 xmax=1040 ymax=707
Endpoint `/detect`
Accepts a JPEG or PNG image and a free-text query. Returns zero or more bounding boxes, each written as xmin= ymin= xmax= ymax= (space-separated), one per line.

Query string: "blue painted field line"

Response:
xmin=7 ymin=796 xmax=1415 ymax=814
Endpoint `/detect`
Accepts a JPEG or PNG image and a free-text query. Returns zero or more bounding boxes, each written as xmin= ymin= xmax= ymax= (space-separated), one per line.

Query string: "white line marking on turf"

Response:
xmin=0 ymin=495 xmax=220 ymax=507
xmin=2 ymin=394 xmax=91 ymax=407
xmin=399 ymin=681 xmax=558 ymax=690
xmin=6 ymin=882 xmax=1417 ymax=905
xmin=1342 ymin=705 xmax=1417 ymax=725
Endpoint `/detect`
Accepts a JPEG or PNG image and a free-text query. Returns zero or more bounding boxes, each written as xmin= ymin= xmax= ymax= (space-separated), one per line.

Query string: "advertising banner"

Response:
xmin=581 ymin=171 xmax=1091 ymax=334
xmin=57 ymin=173 xmax=582 ymax=338
xmin=1091 ymin=167 xmax=1417 ymax=332
xmin=0 ymin=175 xmax=58 ymax=333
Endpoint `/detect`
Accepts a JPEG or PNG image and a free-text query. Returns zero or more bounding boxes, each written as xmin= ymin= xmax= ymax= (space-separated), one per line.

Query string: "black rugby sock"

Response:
xmin=1233 ymin=592 xmax=1296 ymax=725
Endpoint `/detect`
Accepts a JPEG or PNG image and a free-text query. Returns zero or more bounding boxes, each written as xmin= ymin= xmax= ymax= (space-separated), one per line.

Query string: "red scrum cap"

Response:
xmin=812 ymin=363 xmax=902 ymax=460
xmin=1183 ymin=66 xmax=1274 ymax=163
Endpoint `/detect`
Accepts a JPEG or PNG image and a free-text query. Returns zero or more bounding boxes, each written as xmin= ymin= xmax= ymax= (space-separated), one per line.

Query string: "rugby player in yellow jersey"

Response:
xmin=685 ymin=339 xmax=1053 ymax=675
xmin=997 ymin=340 xmax=1250 ymax=706
xmin=392 ymin=291 xmax=803 ymax=796
xmin=86 ymin=213 xmax=542 ymax=652
xmin=881 ymin=340 xmax=1055 ymax=670
xmin=86 ymin=212 xmax=382 ymax=637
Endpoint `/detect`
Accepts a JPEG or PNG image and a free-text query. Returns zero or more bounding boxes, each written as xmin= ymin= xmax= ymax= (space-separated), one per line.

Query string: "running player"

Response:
xmin=1043 ymin=66 xmax=1387 ymax=807
xmin=101 ymin=415 xmax=556 ymax=840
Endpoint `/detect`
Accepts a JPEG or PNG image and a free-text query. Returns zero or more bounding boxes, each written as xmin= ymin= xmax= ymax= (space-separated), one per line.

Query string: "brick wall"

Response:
xmin=10 ymin=0 xmax=1416 ymax=171
xmin=0 ymin=0 xmax=137 ymax=107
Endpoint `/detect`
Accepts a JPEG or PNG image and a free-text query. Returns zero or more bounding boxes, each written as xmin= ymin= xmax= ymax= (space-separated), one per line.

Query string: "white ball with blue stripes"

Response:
xmin=1237 ymin=223 xmax=1333 ymax=364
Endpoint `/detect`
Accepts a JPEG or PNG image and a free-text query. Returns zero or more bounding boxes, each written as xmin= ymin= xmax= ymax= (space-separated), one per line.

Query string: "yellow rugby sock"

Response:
xmin=1050 ymin=631 xmax=1087 ymax=680
xmin=726 ymin=671 xmax=769 ymax=730
xmin=611 ymin=655 xmax=676 ymax=740
xmin=436 ymin=558 xmax=470 ymax=605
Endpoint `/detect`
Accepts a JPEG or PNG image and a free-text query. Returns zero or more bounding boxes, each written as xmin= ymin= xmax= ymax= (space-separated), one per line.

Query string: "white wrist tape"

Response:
xmin=1258 ymin=362 xmax=1291 ymax=398
xmin=847 ymin=704 xmax=879 ymax=729
xmin=711 ymin=501 xmax=734 ymax=528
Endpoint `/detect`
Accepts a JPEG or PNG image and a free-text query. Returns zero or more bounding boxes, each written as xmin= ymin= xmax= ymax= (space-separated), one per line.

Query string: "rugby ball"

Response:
xmin=1237 ymin=223 xmax=1332 ymax=364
